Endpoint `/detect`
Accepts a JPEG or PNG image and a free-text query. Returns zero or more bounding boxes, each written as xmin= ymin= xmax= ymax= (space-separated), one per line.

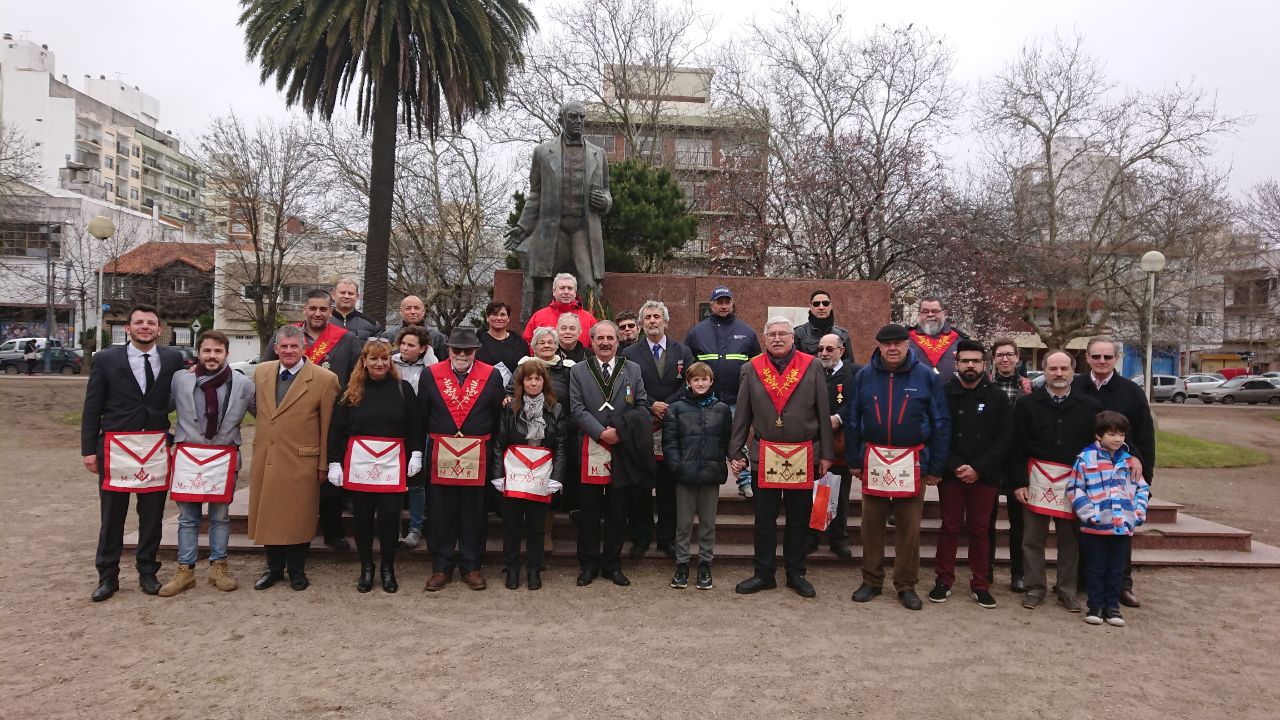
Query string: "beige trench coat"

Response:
xmin=247 ymin=360 xmax=339 ymax=545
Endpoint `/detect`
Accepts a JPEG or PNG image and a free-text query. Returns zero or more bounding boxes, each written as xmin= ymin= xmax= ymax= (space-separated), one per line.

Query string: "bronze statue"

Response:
xmin=506 ymin=101 xmax=613 ymax=321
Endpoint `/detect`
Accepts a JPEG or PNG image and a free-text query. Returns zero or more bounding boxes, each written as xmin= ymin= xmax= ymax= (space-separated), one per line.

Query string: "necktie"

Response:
xmin=653 ymin=344 xmax=662 ymax=363
xmin=825 ymin=367 xmax=834 ymax=379
xmin=601 ymin=361 xmax=611 ymax=377
xmin=142 ymin=353 xmax=154 ymax=394
xmin=279 ymin=368 xmax=292 ymax=383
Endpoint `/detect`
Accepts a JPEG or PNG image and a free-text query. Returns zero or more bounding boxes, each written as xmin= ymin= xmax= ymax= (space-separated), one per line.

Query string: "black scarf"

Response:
xmin=195 ymin=363 xmax=232 ymax=439
xmin=807 ymin=311 xmax=835 ymax=334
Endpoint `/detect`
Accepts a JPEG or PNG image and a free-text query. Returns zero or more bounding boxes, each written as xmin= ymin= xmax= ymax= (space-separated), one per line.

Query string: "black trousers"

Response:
xmin=577 ymin=484 xmax=630 ymax=573
xmin=823 ymin=468 xmax=852 ymax=544
xmin=629 ymin=464 xmax=675 ymax=551
xmin=428 ymin=484 xmax=486 ymax=573
xmin=752 ymin=478 xmax=814 ymax=577
xmin=988 ymin=486 xmax=1025 ymax=580
xmin=265 ymin=543 xmax=309 ymax=575
xmin=351 ymin=490 xmax=403 ymax=568
xmin=501 ymin=496 xmax=549 ymax=570
xmin=318 ymin=484 xmax=347 ymax=541
xmin=95 ymin=487 xmax=166 ymax=581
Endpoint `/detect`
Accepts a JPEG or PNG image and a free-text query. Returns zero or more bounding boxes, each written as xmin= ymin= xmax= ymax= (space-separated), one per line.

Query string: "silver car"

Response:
xmin=1171 ymin=374 xmax=1225 ymax=403
xmin=1133 ymin=374 xmax=1179 ymax=402
xmin=1199 ymin=377 xmax=1280 ymax=405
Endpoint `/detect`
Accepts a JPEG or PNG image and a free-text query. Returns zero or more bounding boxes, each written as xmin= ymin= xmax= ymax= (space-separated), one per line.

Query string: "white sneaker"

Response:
xmin=1104 ymin=608 xmax=1126 ymax=627
xmin=401 ymin=528 xmax=421 ymax=549
xmin=738 ymin=484 xmax=753 ymax=499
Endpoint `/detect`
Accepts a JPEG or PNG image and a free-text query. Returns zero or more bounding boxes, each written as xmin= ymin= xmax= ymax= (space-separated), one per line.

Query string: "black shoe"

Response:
xmin=671 ymin=563 xmax=689 ymax=589
xmin=576 ymin=569 xmax=598 ymax=587
xmin=325 ymin=536 xmax=350 ymax=552
xmin=91 ymin=578 xmax=119 ymax=602
xmin=696 ymin=563 xmax=713 ymax=590
xmin=381 ymin=566 xmax=398 ymax=593
xmin=1011 ymin=575 xmax=1026 ymax=594
xmin=927 ymin=582 xmax=952 ymax=603
xmin=972 ymin=589 xmax=998 ymax=609
xmin=357 ymin=564 xmax=375 ymax=593
xmin=734 ymin=576 xmax=777 ymax=594
xmin=662 ymin=543 xmax=678 ymax=559
xmin=829 ymin=541 xmax=853 ymax=559
xmin=785 ymin=573 xmax=816 ymax=598
xmin=603 ymin=570 xmax=631 ymax=587
xmin=899 ymin=589 xmax=923 ymax=611
xmin=851 ymin=583 xmax=882 ymax=603
xmin=138 ymin=573 xmax=161 ymax=596
xmin=505 ymin=568 xmax=520 ymax=590
xmin=527 ymin=568 xmax=543 ymax=591
xmin=629 ymin=543 xmax=650 ymax=559
xmin=254 ymin=570 xmax=283 ymax=591
xmin=289 ymin=572 xmax=310 ymax=591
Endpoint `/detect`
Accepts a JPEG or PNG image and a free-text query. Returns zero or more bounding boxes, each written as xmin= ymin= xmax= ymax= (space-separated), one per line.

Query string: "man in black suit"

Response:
xmin=621 ymin=300 xmax=695 ymax=558
xmin=816 ymin=333 xmax=858 ymax=557
xmin=81 ymin=304 xmax=183 ymax=601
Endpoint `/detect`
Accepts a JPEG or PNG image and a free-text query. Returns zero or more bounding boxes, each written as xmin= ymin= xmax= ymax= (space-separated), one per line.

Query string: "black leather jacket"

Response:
xmin=490 ymin=401 xmax=568 ymax=483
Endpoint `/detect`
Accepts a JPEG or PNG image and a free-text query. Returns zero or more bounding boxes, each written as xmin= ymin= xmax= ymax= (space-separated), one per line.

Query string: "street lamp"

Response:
xmin=88 ymin=216 xmax=116 ymax=357
xmin=1140 ymin=250 xmax=1167 ymax=402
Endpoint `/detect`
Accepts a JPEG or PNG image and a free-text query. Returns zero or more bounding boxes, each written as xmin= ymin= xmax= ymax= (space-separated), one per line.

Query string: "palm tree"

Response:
xmin=239 ymin=0 xmax=537 ymax=322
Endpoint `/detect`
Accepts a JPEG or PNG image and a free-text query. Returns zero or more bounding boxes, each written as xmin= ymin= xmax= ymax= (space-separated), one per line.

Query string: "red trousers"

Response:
xmin=935 ymin=479 xmax=998 ymax=591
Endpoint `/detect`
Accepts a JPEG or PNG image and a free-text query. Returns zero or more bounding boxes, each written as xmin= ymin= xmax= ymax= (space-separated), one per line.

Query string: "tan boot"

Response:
xmin=208 ymin=559 xmax=238 ymax=591
xmin=158 ymin=564 xmax=196 ymax=597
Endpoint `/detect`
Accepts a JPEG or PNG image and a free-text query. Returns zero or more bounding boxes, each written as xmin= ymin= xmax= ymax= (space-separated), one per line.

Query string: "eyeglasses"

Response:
xmin=451 ymin=347 xmax=477 ymax=355
xmin=817 ymin=345 xmax=840 ymax=353
xmin=618 ymin=323 xmax=637 ymax=330
xmin=764 ymin=331 xmax=793 ymax=339
xmin=811 ymin=300 xmax=831 ymax=307
xmin=957 ymin=358 xmax=984 ymax=365
xmin=918 ymin=309 xmax=943 ymax=315
xmin=1089 ymin=354 xmax=1115 ymax=361
xmin=365 ymin=337 xmax=391 ymax=345
xmin=993 ymin=352 xmax=1017 ymax=358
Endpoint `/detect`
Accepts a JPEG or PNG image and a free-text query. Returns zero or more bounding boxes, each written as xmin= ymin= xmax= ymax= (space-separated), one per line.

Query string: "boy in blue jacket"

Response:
xmin=1067 ymin=410 xmax=1151 ymax=627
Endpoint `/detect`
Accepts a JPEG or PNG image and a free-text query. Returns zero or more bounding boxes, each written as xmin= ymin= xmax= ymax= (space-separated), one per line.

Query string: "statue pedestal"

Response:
xmin=496 ymin=270 xmax=892 ymax=362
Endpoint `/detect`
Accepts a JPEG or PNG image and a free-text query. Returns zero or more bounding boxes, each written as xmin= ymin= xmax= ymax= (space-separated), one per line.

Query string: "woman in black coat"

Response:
xmin=491 ymin=360 xmax=568 ymax=590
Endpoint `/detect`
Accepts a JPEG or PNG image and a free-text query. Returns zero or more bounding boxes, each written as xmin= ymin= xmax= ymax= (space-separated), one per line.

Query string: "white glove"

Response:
xmin=407 ymin=451 xmax=423 ymax=477
xmin=491 ymin=476 xmax=505 ymax=492
xmin=327 ymin=462 xmax=344 ymax=487
xmin=548 ymin=479 xmax=563 ymax=494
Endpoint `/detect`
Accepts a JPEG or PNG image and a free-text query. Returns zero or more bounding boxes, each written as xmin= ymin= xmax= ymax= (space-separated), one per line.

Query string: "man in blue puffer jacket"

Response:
xmin=843 ymin=323 xmax=951 ymax=611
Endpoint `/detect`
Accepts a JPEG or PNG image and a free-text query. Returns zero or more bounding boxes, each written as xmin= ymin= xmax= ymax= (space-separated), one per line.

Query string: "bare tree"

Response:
xmin=974 ymin=32 xmax=1245 ymax=349
xmin=1243 ymin=178 xmax=1280 ymax=247
xmin=0 ymin=121 xmax=40 ymax=216
xmin=198 ymin=114 xmax=331 ymax=354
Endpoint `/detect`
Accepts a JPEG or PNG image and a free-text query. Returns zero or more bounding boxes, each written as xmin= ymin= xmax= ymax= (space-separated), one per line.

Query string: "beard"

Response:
xmin=959 ymin=369 xmax=982 ymax=383
xmin=919 ymin=318 xmax=943 ymax=335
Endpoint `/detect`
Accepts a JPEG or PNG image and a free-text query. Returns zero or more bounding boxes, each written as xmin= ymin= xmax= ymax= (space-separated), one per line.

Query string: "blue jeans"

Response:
xmin=408 ymin=485 xmax=426 ymax=531
xmin=727 ymin=402 xmax=751 ymax=490
xmin=1080 ymin=532 xmax=1130 ymax=610
xmin=176 ymin=501 xmax=229 ymax=564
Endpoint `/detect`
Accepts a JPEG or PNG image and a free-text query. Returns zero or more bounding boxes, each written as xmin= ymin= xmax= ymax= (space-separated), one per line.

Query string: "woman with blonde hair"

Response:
xmin=327 ymin=340 xmax=424 ymax=593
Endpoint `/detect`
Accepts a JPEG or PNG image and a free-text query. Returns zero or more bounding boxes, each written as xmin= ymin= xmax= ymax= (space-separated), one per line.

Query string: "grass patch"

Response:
xmin=1157 ymin=430 xmax=1270 ymax=468
xmin=59 ymin=411 xmax=82 ymax=426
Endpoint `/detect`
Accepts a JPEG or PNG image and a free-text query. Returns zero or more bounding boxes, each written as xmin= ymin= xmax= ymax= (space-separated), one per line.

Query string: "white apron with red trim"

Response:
xmin=345 ymin=436 xmax=407 ymax=493
xmin=430 ymin=434 xmax=488 ymax=487
xmin=757 ymin=439 xmax=814 ymax=490
xmin=102 ymin=431 xmax=170 ymax=493
xmin=169 ymin=443 xmax=237 ymax=503
xmin=503 ymin=445 xmax=554 ymax=503
xmin=581 ymin=436 xmax=612 ymax=485
xmin=862 ymin=443 xmax=923 ymax=498
xmin=1025 ymin=459 xmax=1074 ymax=519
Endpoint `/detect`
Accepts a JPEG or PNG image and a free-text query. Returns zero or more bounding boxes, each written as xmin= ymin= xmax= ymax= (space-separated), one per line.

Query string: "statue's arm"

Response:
xmin=592 ymin=151 xmax=612 ymax=214
xmin=513 ymin=147 xmax=543 ymax=237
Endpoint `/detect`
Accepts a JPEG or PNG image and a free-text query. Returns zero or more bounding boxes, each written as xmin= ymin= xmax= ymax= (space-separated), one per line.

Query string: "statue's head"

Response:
xmin=558 ymin=101 xmax=586 ymax=141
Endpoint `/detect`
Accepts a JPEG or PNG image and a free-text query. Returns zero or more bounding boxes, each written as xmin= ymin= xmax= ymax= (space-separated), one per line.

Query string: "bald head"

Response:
xmin=399 ymin=295 xmax=425 ymax=325
xmin=816 ymin=333 xmax=845 ymax=369
xmin=1043 ymin=350 xmax=1075 ymax=396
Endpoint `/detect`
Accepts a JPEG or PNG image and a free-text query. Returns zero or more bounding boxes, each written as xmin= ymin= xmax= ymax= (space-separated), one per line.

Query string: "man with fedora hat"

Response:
xmin=684 ymin=285 xmax=761 ymax=498
xmin=844 ymin=323 xmax=951 ymax=610
xmin=418 ymin=327 xmax=506 ymax=591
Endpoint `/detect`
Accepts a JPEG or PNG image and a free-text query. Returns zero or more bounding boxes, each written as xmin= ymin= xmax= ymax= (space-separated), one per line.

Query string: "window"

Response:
xmin=230 ymin=223 xmax=248 ymax=234
xmin=674 ymin=137 xmax=713 ymax=167
xmin=282 ymin=285 xmax=308 ymax=303
xmin=132 ymin=146 xmax=140 ymax=157
xmin=0 ymin=222 xmax=62 ymax=258
xmin=242 ymin=284 xmax=269 ymax=300
xmin=107 ymin=275 xmax=130 ymax=297
xmin=585 ymin=134 xmax=614 ymax=154
xmin=130 ymin=188 xmax=139 ymax=200
xmin=628 ymin=135 xmax=660 ymax=162
xmin=131 ymin=169 xmax=139 ymax=179
xmin=110 ymin=325 xmax=127 ymax=345
xmin=105 ymin=156 xmax=114 ymax=170
xmin=172 ymin=276 xmax=191 ymax=294
xmin=172 ymin=327 xmax=192 ymax=345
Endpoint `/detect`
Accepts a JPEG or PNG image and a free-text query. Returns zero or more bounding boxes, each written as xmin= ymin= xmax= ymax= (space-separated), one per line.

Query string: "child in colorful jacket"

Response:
xmin=1067 ymin=410 xmax=1151 ymax=627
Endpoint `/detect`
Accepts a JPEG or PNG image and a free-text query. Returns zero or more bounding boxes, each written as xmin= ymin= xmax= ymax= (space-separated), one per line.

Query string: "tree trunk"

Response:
xmin=363 ymin=60 xmax=400 ymax=325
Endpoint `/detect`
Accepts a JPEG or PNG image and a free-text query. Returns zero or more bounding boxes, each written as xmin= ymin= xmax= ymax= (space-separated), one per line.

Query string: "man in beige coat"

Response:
xmin=248 ymin=325 xmax=339 ymax=591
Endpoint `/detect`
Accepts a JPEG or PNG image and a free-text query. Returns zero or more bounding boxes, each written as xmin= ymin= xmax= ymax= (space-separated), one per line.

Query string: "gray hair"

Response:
xmin=590 ymin=320 xmax=620 ymax=339
xmin=556 ymin=312 xmax=581 ymax=329
xmin=763 ymin=315 xmax=793 ymax=334
xmin=529 ymin=326 xmax=557 ymax=346
xmin=553 ymin=273 xmax=577 ymax=290
xmin=1086 ymin=335 xmax=1119 ymax=354
xmin=638 ymin=299 xmax=669 ymax=323
xmin=273 ymin=324 xmax=305 ymax=344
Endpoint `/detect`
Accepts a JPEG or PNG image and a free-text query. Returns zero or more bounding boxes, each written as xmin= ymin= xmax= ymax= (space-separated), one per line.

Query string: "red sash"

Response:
xmin=750 ymin=352 xmax=815 ymax=417
xmin=429 ymin=361 xmax=495 ymax=429
xmin=300 ymin=322 xmax=349 ymax=365
xmin=908 ymin=329 xmax=958 ymax=368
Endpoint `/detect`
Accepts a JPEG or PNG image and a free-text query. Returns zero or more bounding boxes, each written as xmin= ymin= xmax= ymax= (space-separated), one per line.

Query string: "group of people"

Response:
xmin=81 ymin=276 xmax=1155 ymax=626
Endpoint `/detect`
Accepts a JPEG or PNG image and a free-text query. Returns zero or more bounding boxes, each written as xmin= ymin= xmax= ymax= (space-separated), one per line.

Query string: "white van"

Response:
xmin=0 ymin=337 xmax=62 ymax=355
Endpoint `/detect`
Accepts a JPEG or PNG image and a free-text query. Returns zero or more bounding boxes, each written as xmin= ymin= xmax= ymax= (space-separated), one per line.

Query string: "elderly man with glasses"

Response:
xmin=908 ymin=295 xmax=970 ymax=378
xmin=813 ymin=333 xmax=859 ymax=558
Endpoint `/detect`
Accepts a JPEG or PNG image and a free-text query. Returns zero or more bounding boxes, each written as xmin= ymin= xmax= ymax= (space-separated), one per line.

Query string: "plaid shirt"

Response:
xmin=992 ymin=372 xmax=1026 ymax=405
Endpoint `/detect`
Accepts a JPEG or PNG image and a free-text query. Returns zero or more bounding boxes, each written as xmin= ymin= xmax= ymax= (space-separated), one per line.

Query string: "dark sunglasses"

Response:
xmin=451 ymin=347 xmax=477 ymax=355
xmin=1090 ymin=354 xmax=1115 ymax=360
xmin=811 ymin=300 xmax=832 ymax=307
xmin=618 ymin=323 xmax=637 ymax=330
xmin=365 ymin=337 xmax=391 ymax=345
xmin=817 ymin=345 xmax=840 ymax=353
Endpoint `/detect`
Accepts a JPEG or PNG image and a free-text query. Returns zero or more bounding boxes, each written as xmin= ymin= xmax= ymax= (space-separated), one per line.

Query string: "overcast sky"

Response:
xmin=4 ymin=0 xmax=1276 ymax=195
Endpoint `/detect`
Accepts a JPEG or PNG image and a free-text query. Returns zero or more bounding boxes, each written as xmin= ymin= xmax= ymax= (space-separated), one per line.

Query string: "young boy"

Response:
xmin=661 ymin=362 xmax=733 ymax=590
xmin=1067 ymin=410 xmax=1151 ymax=627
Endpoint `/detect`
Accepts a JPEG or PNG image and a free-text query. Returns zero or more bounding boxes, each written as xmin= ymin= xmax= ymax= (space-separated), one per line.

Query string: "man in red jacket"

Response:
xmin=522 ymin=273 xmax=597 ymax=347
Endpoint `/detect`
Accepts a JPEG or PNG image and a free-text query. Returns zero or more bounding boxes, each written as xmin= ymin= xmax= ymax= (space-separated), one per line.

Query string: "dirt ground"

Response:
xmin=1 ymin=377 xmax=1277 ymax=720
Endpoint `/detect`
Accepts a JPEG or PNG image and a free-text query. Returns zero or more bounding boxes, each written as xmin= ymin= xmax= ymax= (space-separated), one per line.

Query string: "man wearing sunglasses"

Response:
xmin=1071 ymin=335 xmax=1155 ymax=609
xmin=908 ymin=296 xmax=969 ymax=378
xmin=614 ymin=310 xmax=640 ymax=351
xmin=793 ymin=290 xmax=852 ymax=361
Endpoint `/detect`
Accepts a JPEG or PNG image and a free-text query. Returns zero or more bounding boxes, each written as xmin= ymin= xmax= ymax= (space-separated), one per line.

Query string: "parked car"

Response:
xmin=0 ymin=337 xmax=63 ymax=365
xmin=1132 ymin=374 xmax=1179 ymax=402
xmin=1199 ymin=377 xmax=1280 ymax=405
xmin=1171 ymin=374 xmax=1226 ymax=403
xmin=1262 ymin=371 xmax=1280 ymax=380
xmin=1027 ymin=370 xmax=1044 ymax=388
xmin=1 ymin=347 xmax=82 ymax=375
xmin=173 ymin=347 xmax=199 ymax=369
xmin=230 ymin=355 xmax=260 ymax=375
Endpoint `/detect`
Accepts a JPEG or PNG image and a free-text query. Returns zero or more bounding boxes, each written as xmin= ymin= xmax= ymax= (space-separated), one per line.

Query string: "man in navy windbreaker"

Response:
xmin=843 ymin=323 xmax=951 ymax=611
